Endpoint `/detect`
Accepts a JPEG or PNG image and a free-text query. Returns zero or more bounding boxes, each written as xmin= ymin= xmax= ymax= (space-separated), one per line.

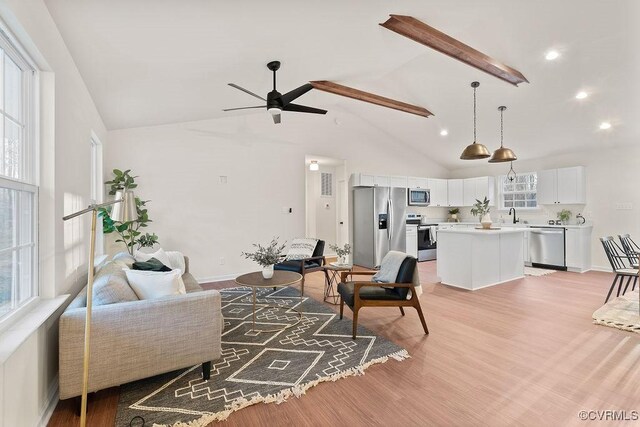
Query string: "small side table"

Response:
xmin=322 ymin=263 xmax=353 ymax=305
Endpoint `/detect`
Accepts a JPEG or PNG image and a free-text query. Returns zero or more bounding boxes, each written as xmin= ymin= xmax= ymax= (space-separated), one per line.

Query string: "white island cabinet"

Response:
xmin=437 ymin=228 xmax=526 ymax=290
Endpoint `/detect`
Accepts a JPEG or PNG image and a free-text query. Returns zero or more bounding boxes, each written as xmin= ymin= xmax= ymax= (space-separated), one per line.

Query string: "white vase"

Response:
xmin=339 ymin=255 xmax=349 ymax=265
xmin=481 ymin=213 xmax=493 ymax=229
xmin=262 ymin=264 xmax=274 ymax=279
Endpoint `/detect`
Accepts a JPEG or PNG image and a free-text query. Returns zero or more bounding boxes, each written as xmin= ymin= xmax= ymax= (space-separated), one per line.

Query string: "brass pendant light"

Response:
xmin=506 ymin=161 xmax=517 ymax=182
xmin=489 ymin=106 xmax=517 ymax=163
xmin=460 ymin=82 xmax=490 ymax=160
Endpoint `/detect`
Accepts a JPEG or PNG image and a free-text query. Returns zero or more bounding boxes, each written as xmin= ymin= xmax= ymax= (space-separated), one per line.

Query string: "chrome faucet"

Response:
xmin=508 ymin=207 xmax=519 ymax=224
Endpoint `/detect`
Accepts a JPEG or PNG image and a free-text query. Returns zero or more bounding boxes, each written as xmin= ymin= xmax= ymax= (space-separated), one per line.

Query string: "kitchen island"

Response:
xmin=437 ymin=227 xmax=527 ymax=290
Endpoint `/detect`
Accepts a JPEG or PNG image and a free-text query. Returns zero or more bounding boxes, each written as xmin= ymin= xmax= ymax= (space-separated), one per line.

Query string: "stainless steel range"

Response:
xmin=406 ymin=214 xmax=437 ymax=262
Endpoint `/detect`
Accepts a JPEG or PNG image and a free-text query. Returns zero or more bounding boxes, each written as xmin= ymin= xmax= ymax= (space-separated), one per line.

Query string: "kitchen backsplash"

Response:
xmin=406 ymin=205 xmax=589 ymax=225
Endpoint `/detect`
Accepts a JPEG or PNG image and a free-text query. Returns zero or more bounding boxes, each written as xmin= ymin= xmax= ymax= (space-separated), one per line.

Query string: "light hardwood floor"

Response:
xmin=48 ymin=262 xmax=640 ymax=426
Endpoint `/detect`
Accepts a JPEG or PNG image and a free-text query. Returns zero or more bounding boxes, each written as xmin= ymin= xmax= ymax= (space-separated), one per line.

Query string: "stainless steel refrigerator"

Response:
xmin=353 ymin=187 xmax=407 ymax=269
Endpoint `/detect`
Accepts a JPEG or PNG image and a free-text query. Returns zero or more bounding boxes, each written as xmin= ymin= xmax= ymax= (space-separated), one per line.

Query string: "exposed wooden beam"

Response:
xmin=309 ymin=80 xmax=433 ymax=118
xmin=380 ymin=14 xmax=529 ymax=87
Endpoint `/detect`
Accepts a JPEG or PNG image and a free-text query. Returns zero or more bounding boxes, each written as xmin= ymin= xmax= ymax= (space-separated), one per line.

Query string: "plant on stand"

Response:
xmin=470 ymin=197 xmax=492 ymax=229
xmin=99 ymin=169 xmax=159 ymax=255
xmin=329 ymin=243 xmax=351 ymax=265
xmin=242 ymin=237 xmax=287 ymax=279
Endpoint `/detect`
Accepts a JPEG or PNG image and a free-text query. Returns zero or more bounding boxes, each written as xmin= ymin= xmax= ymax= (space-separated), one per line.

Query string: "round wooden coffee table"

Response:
xmin=235 ymin=271 xmax=303 ymax=332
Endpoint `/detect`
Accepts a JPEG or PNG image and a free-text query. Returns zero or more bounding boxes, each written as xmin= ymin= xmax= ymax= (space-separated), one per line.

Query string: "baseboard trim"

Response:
xmin=38 ymin=374 xmax=59 ymax=427
xmin=590 ymin=265 xmax=612 ymax=273
xmin=197 ymin=273 xmax=240 ymax=284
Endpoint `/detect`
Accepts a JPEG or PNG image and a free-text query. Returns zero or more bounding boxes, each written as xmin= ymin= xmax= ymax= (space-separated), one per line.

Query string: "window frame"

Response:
xmin=497 ymin=171 xmax=539 ymax=211
xmin=0 ymin=27 xmax=39 ymax=325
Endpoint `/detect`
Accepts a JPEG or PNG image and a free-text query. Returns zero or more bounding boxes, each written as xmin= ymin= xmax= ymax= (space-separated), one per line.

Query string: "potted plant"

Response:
xmin=242 ymin=237 xmax=287 ymax=279
xmin=330 ymin=243 xmax=351 ymax=265
xmin=448 ymin=208 xmax=460 ymax=222
xmin=557 ymin=209 xmax=572 ymax=225
xmin=99 ymin=169 xmax=159 ymax=255
xmin=470 ymin=197 xmax=492 ymax=229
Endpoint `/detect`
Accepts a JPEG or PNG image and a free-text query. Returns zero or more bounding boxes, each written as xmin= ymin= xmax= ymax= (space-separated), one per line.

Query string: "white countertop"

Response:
xmin=437 ymin=227 xmax=528 ymax=235
xmin=437 ymin=222 xmax=592 ymax=229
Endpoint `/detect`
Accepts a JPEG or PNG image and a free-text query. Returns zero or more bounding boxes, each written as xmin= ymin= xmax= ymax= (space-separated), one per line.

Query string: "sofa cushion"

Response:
xmin=183 ymin=272 xmax=203 ymax=293
xmin=132 ymin=257 xmax=172 ymax=272
xmin=112 ymin=252 xmax=136 ymax=268
xmin=92 ymin=261 xmax=139 ymax=306
xmin=124 ymin=269 xmax=186 ymax=300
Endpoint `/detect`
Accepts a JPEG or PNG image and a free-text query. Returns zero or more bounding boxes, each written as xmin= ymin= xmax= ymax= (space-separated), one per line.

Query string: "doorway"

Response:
xmin=305 ymin=155 xmax=348 ymax=256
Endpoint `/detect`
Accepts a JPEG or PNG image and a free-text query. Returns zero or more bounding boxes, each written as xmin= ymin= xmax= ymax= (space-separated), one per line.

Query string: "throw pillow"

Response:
xmin=134 ymin=248 xmax=173 ymax=271
xmin=165 ymin=251 xmax=186 ymax=274
xmin=92 ymin=261 xmax=139 ymax=306
xmin=112 ymin=252 xmax=136 ymax=269
xmin=124 ymin=269 xmax=186 ymax=300
xmin=285 ymin=238 xmax=318 ymax=261
xmin=132 ymin=257 xmax=172 ymax=272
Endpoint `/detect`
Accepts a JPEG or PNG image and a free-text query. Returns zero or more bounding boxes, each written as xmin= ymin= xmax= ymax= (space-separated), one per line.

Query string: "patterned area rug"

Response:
xmin=593 ymin=291 xmax=640 ymax=334
xmin=524 ymin=267 xmax=557 ymax=276
xmin=115 ymin=286 xmax=408 ymax=426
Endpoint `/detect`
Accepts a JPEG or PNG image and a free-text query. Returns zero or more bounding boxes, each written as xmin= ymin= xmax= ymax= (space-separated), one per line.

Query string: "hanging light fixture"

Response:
xmin=489 ymin=106 xmax=517 ymax=163
xmin=309 ymin=160 xmax=319 ymax=171
xmin=460 ymin=81 xmax=490 ymax=160
xmin=506 ymin=161 xmax=517 ymax=182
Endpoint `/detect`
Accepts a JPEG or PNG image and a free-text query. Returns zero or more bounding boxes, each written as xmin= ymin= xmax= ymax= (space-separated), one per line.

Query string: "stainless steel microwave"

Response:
xmin=408 ymin=188 xmax=430 ymax=206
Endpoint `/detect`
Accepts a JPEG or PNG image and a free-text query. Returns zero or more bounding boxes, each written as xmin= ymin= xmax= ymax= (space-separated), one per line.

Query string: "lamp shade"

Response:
xmin=460 ymin=142 xmax=491 ymax=160
xmin=110 ymin=190 xmax=137 ymax=223
xmin=488 ymin=146 xmax=517 ymax=163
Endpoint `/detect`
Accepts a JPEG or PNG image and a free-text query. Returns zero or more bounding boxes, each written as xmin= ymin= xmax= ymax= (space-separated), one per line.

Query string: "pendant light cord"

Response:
xmin=500 ymin=107 xmax=504 ymax=148
xmin=473 ymin=86 xmax=477 ymax=143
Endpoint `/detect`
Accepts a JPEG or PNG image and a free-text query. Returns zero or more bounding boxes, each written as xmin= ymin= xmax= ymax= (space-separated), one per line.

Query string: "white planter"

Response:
xmin=481 ymin=213 xmax=493 ymax=229
xmin=262 ymin=264 xmax=274 ymax=279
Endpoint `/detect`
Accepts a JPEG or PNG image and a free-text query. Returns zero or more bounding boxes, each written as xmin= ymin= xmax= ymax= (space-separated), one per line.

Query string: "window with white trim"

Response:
xmin=499 ymin=172 xmax=537 ymax=210
xmin=0 ymin=31 xmax=37 ymax=320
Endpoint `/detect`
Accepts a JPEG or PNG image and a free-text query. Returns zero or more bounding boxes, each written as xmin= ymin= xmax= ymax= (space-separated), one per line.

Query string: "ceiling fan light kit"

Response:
xmin=460 ymin=81 xmax=491 ymax=160
xmin=489 ymin=106 xmax=517 ymax=163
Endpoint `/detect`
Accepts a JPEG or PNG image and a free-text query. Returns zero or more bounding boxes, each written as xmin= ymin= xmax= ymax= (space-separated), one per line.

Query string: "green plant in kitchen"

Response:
xmin=557 ymin=209 xmax=572 ymax=224
xmin=242 ymin=237 xmax=287 ymax=267
xmin=330 ymin=243 xmax=351 ymax=264
xmin=98 ymin=168 xmax=159 ymax=255
xmin=470 ymin=197 xmax=491 ymax=218
xmin=448 ymin=208 xmax=460 ymax=215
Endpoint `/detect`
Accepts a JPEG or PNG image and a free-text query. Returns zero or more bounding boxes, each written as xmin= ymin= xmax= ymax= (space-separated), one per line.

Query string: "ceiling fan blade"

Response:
xmin=280 ymin=83 xmax=313 ymax=106
xmin=272 ymin=113 xmax=281 ymax=124
xmin=222 ymin=105 xmax=266 ymax=111
xmin=228 ymin=83 xmax=266 ymax=101
xmin=283 ymin=103 xmax=327 ymax=115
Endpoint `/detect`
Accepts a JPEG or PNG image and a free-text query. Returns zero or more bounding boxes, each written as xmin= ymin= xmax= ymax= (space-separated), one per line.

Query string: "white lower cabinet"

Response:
xmin=406 ymin=225 xmax=418 ymax=258
xmin=565 ymin=227 xmax=592 ymax=272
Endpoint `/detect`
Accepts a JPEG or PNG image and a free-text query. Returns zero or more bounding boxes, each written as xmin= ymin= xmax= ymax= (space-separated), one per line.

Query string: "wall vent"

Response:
xmin=321 ymin=172 xmax=332 ymax=196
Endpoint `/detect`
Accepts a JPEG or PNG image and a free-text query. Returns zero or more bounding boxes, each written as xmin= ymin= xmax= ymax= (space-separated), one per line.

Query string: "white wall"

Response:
xmin=449 ymin=145 xmax=640 ymax=270
xmin=106 ymin=114 xmax=448 ymax=281
xmin=0 ymin=0 xmax=107 ymax=425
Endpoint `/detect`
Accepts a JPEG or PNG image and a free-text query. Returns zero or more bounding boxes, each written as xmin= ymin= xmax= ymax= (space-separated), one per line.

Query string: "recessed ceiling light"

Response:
xmin=575 ymin=91 xmax=588 ymax=99
xmin=440 ymin=129 xmax=448 ymax=136
xmin=545 ymin=50 xmax=560 ymax=61
xmin=599 ymin=122 xmax=611 ymax=130
xmin=309 ymin=160 xmax=319 ymax=171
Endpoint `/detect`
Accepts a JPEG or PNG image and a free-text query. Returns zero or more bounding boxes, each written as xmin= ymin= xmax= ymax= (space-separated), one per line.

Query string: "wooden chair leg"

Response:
xmin=605 ymin=275 xmax=619 ymax=303
xmin=339 ymin=296 xmax=344 ymax=319
xmin=413 ymin=299 xmax=429 ymax=335
xmin=301 ymin=276 xmax=305 ymax=296
xmin=352 ymin=306 xmax=359 ymax=339
xmin=202 ymin=361 xmax=211 ymax=380
xmin=633 ymin=276 xmax=638 ymax=291
xmin=399 ymin=306 xmax=405 ymax=316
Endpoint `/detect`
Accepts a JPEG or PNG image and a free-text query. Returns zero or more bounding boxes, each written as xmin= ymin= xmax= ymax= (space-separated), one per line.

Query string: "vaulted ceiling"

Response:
xmin=44 ymin=0 xmax=640 ymax=169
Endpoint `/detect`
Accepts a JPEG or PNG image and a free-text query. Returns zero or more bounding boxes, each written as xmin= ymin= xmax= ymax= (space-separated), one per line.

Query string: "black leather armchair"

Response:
xmin=337 ymin=255 xmax=428 ymax=339
xmin=274 ymin=240 xmax=326 ymax=295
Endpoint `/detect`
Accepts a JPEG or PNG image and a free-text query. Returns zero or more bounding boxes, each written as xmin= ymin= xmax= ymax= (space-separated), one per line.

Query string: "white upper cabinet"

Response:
xmin=351 ymin=173 xmax=375 ymax=187
xmin=447 ymin=179 xmax=464 ymax=206
xmin=427 ymin=178 xmax=448 ymax=206
xmin=374 ymin=175 xmax=390 ymax=187
xmin=537 ymin=166 xmax=585 ymax=205
xmin=389 ymin=176 xmax=408 ymax=188
xmin=407 ymin=177 xmax=429 ymax=189
xmin=462 ymin=176 xmax=495 ymax=206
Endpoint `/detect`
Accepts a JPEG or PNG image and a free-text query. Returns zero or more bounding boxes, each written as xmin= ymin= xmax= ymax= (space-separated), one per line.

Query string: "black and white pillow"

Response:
xmin=285 ymin=238 xmax=319 ymax=261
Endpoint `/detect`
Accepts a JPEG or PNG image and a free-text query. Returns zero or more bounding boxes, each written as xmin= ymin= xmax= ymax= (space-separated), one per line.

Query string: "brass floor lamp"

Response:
xmin=62 ymin=190 xmax=136 ymax=427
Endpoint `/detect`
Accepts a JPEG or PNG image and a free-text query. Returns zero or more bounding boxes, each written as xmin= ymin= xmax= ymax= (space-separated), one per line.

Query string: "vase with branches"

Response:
xmin=98 ymin=169 xmax=159 ymax=255
xmin=242 ymin=237 xmax=287 ymax=279
xmin=329 ymin=243 xmax=351 ymax=265
xmin=470 ymin=197 xmax=492 ymax=229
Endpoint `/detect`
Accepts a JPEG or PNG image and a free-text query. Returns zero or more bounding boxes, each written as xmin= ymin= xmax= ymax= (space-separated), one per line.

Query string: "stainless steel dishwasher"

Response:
xmin=529 ymin=227 xmax=567 ymax=270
